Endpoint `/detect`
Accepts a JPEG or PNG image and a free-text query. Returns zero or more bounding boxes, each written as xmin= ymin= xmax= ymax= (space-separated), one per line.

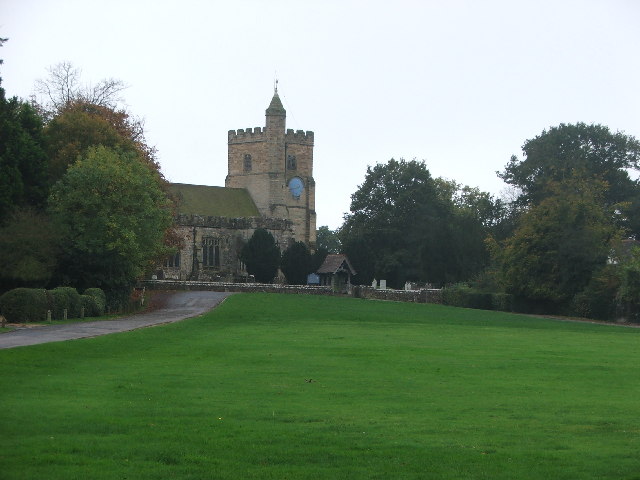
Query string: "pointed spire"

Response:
xmin=266 ymin=82 xmax=286 ymax=116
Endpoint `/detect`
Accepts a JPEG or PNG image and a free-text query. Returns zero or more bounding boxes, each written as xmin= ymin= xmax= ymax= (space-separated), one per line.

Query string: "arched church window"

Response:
xmin=243 ymin=154 xmax=252 ymax=171
xmin=287 ymin=154 xmax=297 ymax=170
xmin=164 ymin=251 xmax=180 ymax=268
xmin=202 ymin=237 xmax=220 ymax=267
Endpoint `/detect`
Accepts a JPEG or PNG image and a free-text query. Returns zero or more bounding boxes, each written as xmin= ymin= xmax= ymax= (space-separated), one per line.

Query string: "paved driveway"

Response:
xmin=0 ymin=291 xmax=233 ymax=350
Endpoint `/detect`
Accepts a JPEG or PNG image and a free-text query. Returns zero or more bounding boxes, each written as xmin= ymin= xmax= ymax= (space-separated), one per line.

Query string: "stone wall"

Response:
xmin=144 ymin=280 xmax=443 ymax=305
xmin=144 ymin=280 xmax=333 ymax=295
xmin=353 ymin=286 xmax=443 ymax=304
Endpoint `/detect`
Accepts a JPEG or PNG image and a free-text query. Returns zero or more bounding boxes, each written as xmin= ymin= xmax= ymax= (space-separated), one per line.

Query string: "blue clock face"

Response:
xmin=288 ymin=177 xmax=304 ymax=198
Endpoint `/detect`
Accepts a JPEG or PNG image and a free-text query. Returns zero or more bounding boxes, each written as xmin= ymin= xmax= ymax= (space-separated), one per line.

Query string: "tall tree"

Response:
xmin=0 ymin=84 xmax=48 ymax=223
xmin=49 ymin=146 xmax=172 ymax=304
xmin=239 ymin=229 xmax=281 ymax=283
xmin=499 ymin=122 xmax=640 ymax=236
xmin=340 ymin=159 xmax=493 ymax=287
xmin=34 ymin=62 xmax=126 ymax=120
xmin=0 ymin=207 xmax=60 ymax=290
xmin=44 ymin=100 xmax=158 ymax=184
xmin=0 ymin=36 xmax=7 ymax=67
xmin=316 ymin=226 xmax=341 ymax=253
xmin=497 ymin=175 xmax=619 ymax=311
xmin=280 ymin=241 xmax=312 ymax=285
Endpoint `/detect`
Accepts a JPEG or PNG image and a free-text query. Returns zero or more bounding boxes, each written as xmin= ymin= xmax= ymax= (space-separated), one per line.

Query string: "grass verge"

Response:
xmin=1 ymin=293 xmax=639 ymax=479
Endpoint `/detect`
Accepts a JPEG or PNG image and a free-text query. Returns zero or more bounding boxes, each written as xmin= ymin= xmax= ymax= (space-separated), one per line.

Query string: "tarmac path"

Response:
xmin=0 ymin=291 xmax=233 ymax=350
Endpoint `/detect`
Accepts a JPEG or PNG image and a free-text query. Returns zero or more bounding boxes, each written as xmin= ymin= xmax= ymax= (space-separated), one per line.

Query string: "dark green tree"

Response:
xmin=497 ymin=175 xmax=619 ymax=312
xmin=0 ymin=83 xmax=48 ymax=223
xmin=316 ymin=226 xmax=341 ymax=253
xmin=49 ymin=146 xmax=172 ymax=304
xmin=340 ymin=159 xmax=492 ymax=287
xmin=280 ymin=241 xmax=313 ymax=285
xmin=499 ymin=122 xmax=640 ymax=236
xmin=239 ymin=228 xmax=281 ymax=283
xmin=311 ymin=247 xmax=329 ymax=272
xmin=0 ymin=207 xmax=60 ymax=291
xmin=340 ymin=159 xmax=443 ymax=287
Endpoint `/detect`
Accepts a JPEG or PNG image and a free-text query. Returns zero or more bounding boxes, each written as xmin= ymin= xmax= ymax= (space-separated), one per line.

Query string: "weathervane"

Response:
xmin=274 ymin=78 xmax=278 ymax=94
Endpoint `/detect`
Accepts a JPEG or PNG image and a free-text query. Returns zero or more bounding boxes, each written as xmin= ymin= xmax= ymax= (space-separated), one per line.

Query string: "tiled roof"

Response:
xmin=317 ymin=254 xmax=357 ymax=275
xmin=169 ymin=183 xmax=260 ymax=218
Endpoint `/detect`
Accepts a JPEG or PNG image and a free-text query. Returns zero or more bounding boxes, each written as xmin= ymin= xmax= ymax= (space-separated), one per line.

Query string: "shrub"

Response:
xmin=48 ymin=287 xmax=82 ymax=319
xmin=84 ymin=288 xmax=106 ymax=315
xmin=0 ymin=288 xmax=48 ymax=323
xmin=442 ymin=284 xmax=493 ymax=310
xmin=80 ymin=295 xmax=99 ymax=317
xmin=491 ymin=293 xmax=514 ymax=312
xmin=571 ymin=266 xmax=619 ymax=321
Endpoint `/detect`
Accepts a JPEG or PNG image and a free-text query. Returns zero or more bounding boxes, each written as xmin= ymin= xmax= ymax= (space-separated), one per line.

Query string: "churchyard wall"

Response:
xmin=143 ymin=280 xmax=443 ymax=304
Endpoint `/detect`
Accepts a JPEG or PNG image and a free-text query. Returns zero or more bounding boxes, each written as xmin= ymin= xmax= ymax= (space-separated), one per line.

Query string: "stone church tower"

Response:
xmin=158 ymin=90 xmax=317 ymax=282
xmin=226 ymin=89 xmax=317 ymax=247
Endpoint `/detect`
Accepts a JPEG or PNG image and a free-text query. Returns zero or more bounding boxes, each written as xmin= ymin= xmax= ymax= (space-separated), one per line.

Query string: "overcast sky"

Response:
xmin=2 ymin=0 xmax=639 ymax=229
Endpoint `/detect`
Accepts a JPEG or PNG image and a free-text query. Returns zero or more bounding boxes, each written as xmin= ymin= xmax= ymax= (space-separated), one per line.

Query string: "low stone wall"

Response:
xmin=143 ymin=280 xmax=334 ymax=296
xmin=354 ymin=286 xmax=443 ymax=304
xmin=142 ymin=280 xmax=443 ymax=304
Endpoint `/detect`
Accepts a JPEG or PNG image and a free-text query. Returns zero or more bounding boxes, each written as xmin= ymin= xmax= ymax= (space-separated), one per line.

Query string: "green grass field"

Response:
xmin=1 ymin=293 xmax=639 ymax=479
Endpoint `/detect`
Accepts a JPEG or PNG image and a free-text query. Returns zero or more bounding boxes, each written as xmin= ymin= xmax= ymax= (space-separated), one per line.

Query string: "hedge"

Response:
xmin=442 ymin=284 xmax=514 ymax=313
xmin=442 ymin=284 xmax=493 ymax=310
xmin=0 ymin=287 xmax=107 ymax=323
xmin=48 ymin=287 xmax=82 ymax=319
xmin=84 ymin=288 xmax=106 ymax=316
xmin=80 ymin=295 xmax=98 ymax=317
xmin=491 ymin=293 xmax=514 ymax=312
xmin=0 ymin=288 xmax=48 ymax=323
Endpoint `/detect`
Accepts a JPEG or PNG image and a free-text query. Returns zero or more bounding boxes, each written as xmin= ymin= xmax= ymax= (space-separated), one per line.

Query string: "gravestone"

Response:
xmin=379 ymin=279 xmax=387 ymax=290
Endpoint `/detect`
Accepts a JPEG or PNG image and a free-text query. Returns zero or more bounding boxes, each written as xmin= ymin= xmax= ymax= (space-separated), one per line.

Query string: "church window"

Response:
xmin=287 ymin=154 xmax=297 ymax=170
xmin=202 ymin=237 xmax=220 ymax=267
xmin=164 ymin=251 xmax=180 ymax=268
xmin=243 ymin=154 xmax=252 ymax=171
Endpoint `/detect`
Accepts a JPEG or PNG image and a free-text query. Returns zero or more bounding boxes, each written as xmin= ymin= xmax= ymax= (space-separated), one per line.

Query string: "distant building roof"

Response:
xmin=317 ymin=254 xmax=357 ymax=275
xmin=169 ymin=183 xmax=260 ymax=218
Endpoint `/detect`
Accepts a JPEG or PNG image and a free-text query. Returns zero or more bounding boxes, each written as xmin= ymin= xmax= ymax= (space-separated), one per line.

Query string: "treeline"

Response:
xmin=0 ymin=48 xmax=175 ymax=307
xmin=323 ymin=123 xmax=640 ymax=321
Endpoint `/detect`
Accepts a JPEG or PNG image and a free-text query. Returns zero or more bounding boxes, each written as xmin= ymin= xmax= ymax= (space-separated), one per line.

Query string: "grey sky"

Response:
xmin=2 ymin=0 xmax=639 ymax=229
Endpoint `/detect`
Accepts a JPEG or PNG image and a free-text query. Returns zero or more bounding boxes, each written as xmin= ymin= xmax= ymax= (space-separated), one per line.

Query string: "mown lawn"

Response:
xmin=1 ymin=293 xmax=639 ymax=479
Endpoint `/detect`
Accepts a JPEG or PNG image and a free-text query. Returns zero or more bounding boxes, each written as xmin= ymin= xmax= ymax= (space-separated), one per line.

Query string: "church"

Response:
xmin=157 ymin=89 xmax=317 ymax=282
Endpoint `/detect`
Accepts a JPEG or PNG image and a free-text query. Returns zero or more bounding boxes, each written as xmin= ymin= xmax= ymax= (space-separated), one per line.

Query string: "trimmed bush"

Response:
xmin=84 ymin=288 xmax=106 ymax=316
xmin=0 ymin=288 xmax=48 ymax=323
xmin=80 ymin=295 xmax=99 ymax=317
xmin=48 ymin=287 xmax=82 ymax=319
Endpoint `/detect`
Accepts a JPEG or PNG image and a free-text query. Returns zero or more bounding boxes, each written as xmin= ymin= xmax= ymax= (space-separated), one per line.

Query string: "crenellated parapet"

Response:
xmin=285 ymin=129 xmax=314 ymax=145
xmin=175 ymin=213 xmax=293 ymax=231
xmin=228 ymin=127 xmax=266 ymax=143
